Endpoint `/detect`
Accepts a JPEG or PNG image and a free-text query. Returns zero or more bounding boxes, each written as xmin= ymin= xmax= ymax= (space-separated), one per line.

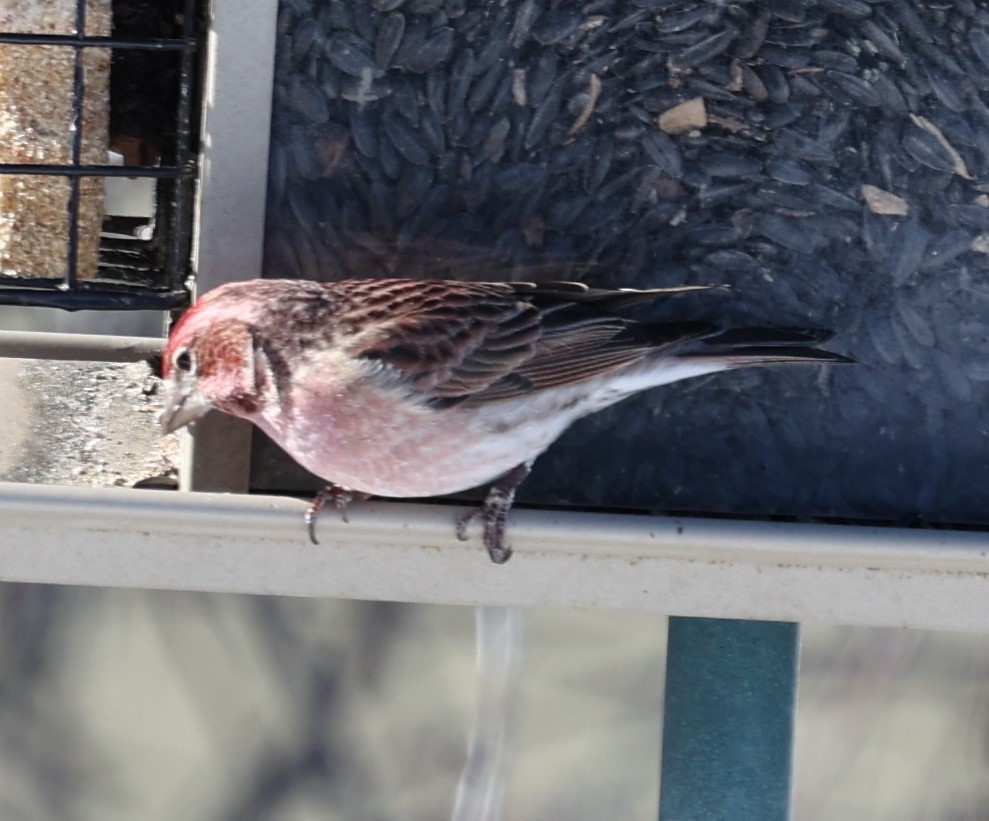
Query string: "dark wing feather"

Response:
xmin=333 ymin=278 xmax=721 ymax=405
xmin=509 ymin=280 xmax=726 ymax=311
xmin=483 ymin=314 xmax=715 ymax=400
xmin=695 ymin=327 xmax=836 ymax=348
xmin=339 ymin=280 xmax=540 ymax=398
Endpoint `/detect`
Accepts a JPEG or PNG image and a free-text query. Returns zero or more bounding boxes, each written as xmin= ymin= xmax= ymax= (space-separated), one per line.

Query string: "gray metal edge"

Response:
xmin=180 ymin=0 xmax=280 ymax=492
xmin=0 ymin=482 xmax=987 ymax=631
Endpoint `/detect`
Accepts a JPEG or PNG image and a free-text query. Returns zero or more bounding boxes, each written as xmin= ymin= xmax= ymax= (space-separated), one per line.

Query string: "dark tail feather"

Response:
xmin=678 ymin=327 xmax=854 ymax=366
xmin=699 ymin=347 xmax=855 ymax=366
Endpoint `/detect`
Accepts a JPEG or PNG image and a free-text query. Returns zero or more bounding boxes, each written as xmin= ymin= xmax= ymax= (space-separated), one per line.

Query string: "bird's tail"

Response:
xmin=675 ymin=327 xmax=854 ymax=367
xmin=672 ymin=327 xmax=854 ymax=367
xmin=601 ymin=326 xmax=850 ymax=400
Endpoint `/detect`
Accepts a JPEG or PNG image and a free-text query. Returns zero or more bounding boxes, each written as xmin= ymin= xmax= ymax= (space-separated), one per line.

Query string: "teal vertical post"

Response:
xmin=659 ymin=617 xmax=799 ymax=821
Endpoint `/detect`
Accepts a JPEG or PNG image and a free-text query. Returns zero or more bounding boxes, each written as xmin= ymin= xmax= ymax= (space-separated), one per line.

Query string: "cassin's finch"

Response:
xmin=160 ymin=278 xmax=850 ymax=562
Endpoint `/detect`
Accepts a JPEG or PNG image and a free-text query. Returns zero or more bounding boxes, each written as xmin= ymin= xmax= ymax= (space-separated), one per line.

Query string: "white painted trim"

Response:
xmin=1 ymin=482 xmax=986 ymax=631
xmin=193 ymin=0 xmax=278 ymax=295
xmin=183 ymin=0 xmax=280 ymax=492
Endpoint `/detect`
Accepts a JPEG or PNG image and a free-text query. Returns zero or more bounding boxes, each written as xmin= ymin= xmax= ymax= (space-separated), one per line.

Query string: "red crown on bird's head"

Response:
xmin=162 ymin=283 xmax=247 ymax=378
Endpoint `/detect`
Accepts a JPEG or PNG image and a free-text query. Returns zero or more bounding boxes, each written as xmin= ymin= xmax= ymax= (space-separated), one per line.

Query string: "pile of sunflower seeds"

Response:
xmin=262 ymin=0 xmax=989 ymax=525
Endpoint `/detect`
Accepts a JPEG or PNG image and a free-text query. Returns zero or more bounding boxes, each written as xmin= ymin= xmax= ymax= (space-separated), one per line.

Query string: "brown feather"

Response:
xmin=338 ymin=279 xmax=724 ymax=404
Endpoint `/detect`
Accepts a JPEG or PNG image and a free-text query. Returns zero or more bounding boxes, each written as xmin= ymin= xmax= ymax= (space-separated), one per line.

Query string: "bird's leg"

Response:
xmin=456 ymin=462 xmax=532 ymax=564
xmin=306 ymin=484 xmax=371 ymax=545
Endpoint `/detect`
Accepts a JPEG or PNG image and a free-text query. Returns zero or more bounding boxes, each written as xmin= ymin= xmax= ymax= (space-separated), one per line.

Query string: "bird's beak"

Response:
xmin=159 ymin=376 xmax=213 ymax=434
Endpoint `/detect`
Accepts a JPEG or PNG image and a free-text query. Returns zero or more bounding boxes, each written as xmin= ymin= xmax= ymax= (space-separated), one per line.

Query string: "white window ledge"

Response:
xmin=1 ymin=481 xmax=987 ymax=632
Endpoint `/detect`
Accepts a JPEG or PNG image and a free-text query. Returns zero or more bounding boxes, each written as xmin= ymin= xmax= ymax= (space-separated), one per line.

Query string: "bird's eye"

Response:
xmin=174 ymin=349 xmax=194 ymax=373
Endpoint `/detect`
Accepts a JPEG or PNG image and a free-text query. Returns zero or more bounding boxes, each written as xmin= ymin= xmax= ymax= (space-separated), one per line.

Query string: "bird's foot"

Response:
xmin=306 ymin=485 xmax=371 ymax=545
xmin=456 ymin=462 xmax=531 ymax=564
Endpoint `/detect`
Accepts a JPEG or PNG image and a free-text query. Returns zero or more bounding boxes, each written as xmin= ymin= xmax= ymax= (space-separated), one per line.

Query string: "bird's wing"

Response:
xmin=336 ymin=279 xmax=717 ymax=405
xmin=508 ymin=280 xmax=725 ymax=311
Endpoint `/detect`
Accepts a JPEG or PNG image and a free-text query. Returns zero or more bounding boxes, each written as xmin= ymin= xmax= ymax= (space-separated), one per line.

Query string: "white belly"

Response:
xmin=247 ymin=358 xmax=730 ymax=497
xmin=251 ymin=385 xmax=575 ymax=497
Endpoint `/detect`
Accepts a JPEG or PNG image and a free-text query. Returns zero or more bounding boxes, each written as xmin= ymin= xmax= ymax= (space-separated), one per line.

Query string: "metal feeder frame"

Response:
xmin=0 ymin=0 xmax=201 ymax=310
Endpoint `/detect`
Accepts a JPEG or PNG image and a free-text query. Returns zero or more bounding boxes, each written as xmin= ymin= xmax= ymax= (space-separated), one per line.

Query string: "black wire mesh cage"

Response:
xmin=0 ymin=0 xmax=201 ymax=310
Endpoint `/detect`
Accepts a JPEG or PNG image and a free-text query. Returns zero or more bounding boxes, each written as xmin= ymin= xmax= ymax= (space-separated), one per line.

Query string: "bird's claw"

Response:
xmin=485 ymin=536 xmax=512 ymax=565
xmin=456 ymin=506 xmax=511 ymax=563
xmin=455 ymin=508 xmax=480 ymax=542
xmin=306 ymin=486 xmax=369 ymax=545
xmin=462 ymin=462 xmax=531 ymax=564
xmin=307 ymin=512 xmax=321 ymax=545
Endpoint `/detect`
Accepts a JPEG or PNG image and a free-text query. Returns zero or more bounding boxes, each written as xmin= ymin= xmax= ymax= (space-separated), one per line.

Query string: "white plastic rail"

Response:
xmin=0 ymin=480 xmax=987 ymax=632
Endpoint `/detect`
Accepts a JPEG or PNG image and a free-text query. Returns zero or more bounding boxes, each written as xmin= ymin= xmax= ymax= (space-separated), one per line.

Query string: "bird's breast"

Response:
xmin=250 ymin=378 xmax=579 ymax=498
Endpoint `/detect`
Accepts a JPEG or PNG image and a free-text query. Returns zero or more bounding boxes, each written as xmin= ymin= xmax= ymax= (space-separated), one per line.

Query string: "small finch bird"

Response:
xmin=160 ymin=278 xmax=851 ymax=563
